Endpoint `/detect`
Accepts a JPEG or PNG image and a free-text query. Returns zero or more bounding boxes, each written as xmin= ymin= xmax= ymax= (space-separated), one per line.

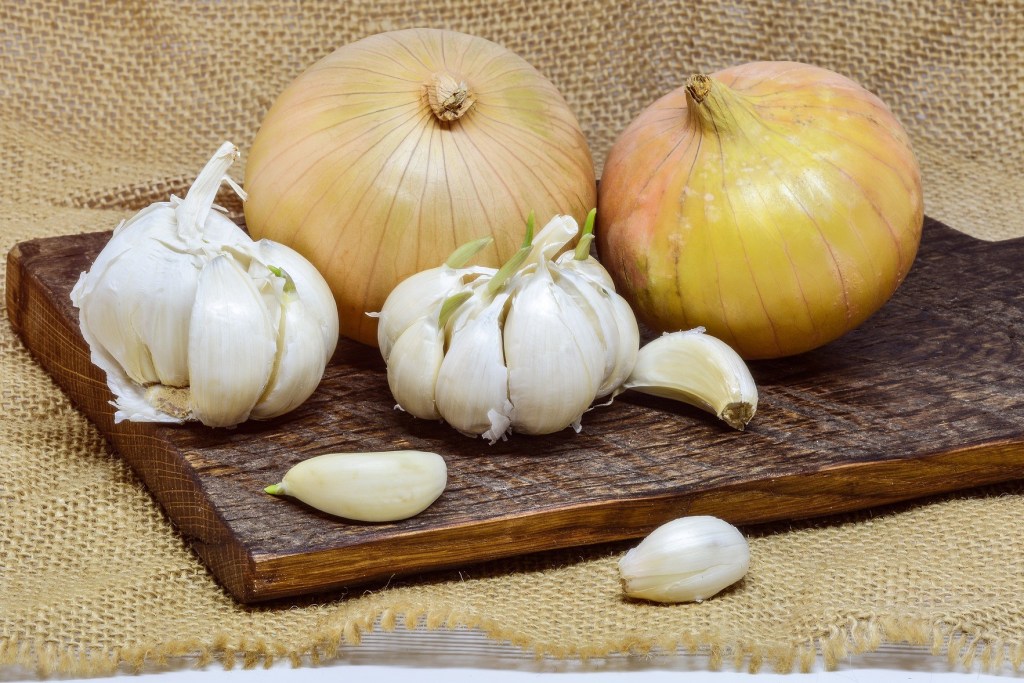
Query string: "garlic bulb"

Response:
xmin=377 ymin=211 xmax=640 ymax=442
xmin=619 ymin=515 xmax=750 ymax=603
xmin=265 ymin=450 xmax=447 ymax=522
xmin=71 ymin=142 xmax=339 ymax=428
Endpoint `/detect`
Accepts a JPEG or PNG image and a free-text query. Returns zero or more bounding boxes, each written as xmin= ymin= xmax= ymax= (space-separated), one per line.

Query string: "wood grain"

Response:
xmin=6 ymin=218 xmax=1024 ymax=603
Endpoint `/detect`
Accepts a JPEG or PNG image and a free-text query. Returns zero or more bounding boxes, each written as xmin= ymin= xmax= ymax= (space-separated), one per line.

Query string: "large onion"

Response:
xmin=596 ymin=61 xmax=924 ymax=359
xmin=244 ymin=28 xmax=596 ymax=346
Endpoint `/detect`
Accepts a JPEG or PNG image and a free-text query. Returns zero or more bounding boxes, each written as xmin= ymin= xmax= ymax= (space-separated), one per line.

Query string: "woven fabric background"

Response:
xmin=2 ymin=0 xmax=1023 ymax=676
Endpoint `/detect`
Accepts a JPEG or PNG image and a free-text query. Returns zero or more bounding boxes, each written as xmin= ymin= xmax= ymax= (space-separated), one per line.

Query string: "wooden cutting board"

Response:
xmin=6 ymin=217 xmax=1024 ymax=604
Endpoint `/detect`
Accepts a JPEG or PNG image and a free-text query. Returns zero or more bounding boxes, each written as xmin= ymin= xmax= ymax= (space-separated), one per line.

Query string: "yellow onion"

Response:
xmin=244 ymin=28 xmax=596 ymax=346
xmin=597 ymin=61 xmax=924 ymax=359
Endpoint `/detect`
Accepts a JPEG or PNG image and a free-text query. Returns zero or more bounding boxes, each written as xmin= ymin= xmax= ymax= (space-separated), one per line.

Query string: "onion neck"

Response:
xmin=684 ymin=74 xmax=744 ymax=134
xmin=426 ymin=72 xmax=476 ymax=122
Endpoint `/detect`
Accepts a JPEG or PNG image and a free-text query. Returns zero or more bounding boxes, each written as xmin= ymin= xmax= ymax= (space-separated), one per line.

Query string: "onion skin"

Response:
xmin=244 ymin=28 xmax=596 ymax=346
xmin=596 ymin=62 xmax=924 ymax=359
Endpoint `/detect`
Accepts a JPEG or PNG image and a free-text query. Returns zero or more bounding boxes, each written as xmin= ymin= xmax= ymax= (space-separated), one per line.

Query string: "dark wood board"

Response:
xmin=6 ymin=218 xmax=1024 ymax=604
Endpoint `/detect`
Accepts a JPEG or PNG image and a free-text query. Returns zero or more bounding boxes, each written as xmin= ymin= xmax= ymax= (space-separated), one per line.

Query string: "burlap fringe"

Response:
xmin=2 ymin=611 xmax=1023 ymax=678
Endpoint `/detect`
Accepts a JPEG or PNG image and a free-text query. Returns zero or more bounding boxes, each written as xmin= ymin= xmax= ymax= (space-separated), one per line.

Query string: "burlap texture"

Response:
xmin=2 ymin=0 xmax=1023 ymax=676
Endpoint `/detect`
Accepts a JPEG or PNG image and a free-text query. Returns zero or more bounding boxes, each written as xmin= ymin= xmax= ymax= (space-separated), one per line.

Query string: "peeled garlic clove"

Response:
xmin=619 ymin=515 xmax=750 ymax=603
xmin=622 ymin=328 xmax=758 ymax=430
xmin=265 ymin=450 xmax=447 ymax=522
xmin=435 ymin=292 xmax=513 ymax=442
xmin=387 ymin=310 xmax=446 ymax=420
xmin=188 ymin=255 xmax=277 ymax=427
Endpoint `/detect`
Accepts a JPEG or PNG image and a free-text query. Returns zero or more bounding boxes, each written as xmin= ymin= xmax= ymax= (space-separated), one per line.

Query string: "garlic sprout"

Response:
xmin=71 ymin=142 xmax=339 ymax=428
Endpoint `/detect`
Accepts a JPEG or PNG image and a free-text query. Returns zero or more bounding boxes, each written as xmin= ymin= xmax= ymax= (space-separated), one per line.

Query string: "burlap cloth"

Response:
xmin=2 ymin=0 xmax=1023 ymax=677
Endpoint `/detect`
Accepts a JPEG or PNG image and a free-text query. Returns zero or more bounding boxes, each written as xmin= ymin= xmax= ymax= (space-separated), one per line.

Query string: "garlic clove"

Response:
xmin=249 ymin=280 xmax=328 ymax=420
xmin=256 ymin=240 xmax=340 ymax=361
xmin=503 ymin=262 xmax=601 ymax=435
xmin=435 ymin=292 xmax=513 ymax=442
xmin=544 ymin=210 xmax=638 ymax=397
xmin=375 ymin=237 xmax=495 ymax=361
xmin=622 ymin=328 xmax=758 ymax=430
xmin=552 ymin=265 xmax=639 ymax=398
xmin=375 ymin=266 xmax=483 ymax=362
xmin=619 ymin=515 xmax=750 ymax=603
xmin=386 ymin=310 xmax=446 ymax=420
xmin=603 ymin=293 xmax=642 ymax=395
xmin=188 ymin=254 xmax=278 ymax=427
xmin=557 ymin=254 xmax=616 ymax=290
xmin=265 ymin=450 xmax=447 ymax=522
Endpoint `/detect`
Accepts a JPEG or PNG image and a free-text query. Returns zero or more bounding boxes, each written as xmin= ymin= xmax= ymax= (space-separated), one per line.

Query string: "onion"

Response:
xmin=596 ymin=61 xmax=924 ymax=359
xmin=244 ymin=28 xmax=596 ymax=346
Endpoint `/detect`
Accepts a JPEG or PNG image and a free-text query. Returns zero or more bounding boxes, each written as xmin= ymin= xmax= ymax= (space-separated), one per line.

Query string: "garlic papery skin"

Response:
xmin=621 ymin=328 xmax=758 ymax=430
xmin=70 ymin=142 xmax=339 ymax=428
xmin=619 ymin=516 xmax=750 ymax=603
xmin=265 ymin=450 xmax=447 ymax=522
